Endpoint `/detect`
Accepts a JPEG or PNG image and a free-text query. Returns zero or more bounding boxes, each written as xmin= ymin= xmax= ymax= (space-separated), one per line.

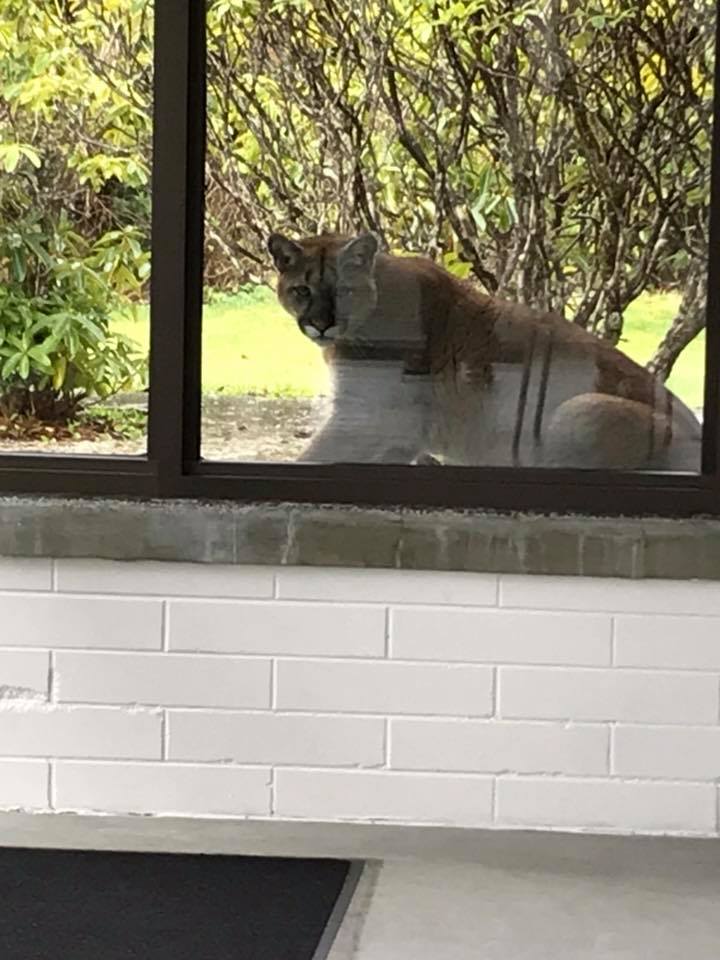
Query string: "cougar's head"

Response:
xmin=268 ymin=231 xmax=379 ymax=344
xmin=268 ymin=232 xmax=343 ymax=343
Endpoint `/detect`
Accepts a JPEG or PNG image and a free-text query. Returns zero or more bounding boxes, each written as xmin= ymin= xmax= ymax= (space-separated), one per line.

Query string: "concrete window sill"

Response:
xmin=0 ymin=496 xmax=719 ymax=580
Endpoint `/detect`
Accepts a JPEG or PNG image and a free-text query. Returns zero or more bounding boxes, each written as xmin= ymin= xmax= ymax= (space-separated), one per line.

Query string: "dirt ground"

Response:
xmin=0 ymin=392 xmax=704 ymax=461
xmin=201 ymin=393 xmax=329 ymax=461
xmin=0 ymin=393 xmax=330 ymax=461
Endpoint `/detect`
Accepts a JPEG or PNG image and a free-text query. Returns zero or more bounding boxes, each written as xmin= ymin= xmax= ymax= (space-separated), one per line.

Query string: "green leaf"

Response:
xmin=19 ymin=145 xmax=41 ymax=168
xmin=24 ymin=234 xmax=53 ymax=268
xmin=1 ymin=353 xmax=21 ymax=379
xmin=28 ymin=345 xmax=53 ymax=372
xmin=75 ymin=314 xmax=107 ymax=341
xmin=52 ymin=355 xmax=67 ymax=390
xmin=10 ymin=247 xmax=26 ymax=283
xmin=0 ymin=143 xmax=21 ymax=172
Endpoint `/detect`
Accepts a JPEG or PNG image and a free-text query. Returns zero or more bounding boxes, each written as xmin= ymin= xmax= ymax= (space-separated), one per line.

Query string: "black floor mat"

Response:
xmin=0 ymin=847 xmax=350 ymax=960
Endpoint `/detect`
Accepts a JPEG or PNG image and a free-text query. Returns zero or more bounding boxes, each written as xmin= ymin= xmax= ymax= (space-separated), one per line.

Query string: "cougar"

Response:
xmin=268 ymin=231 xmax=701 ymax=470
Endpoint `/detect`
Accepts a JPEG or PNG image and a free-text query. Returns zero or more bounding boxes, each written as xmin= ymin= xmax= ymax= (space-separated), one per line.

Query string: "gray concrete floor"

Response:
xmin=2 ymin=814 xmax=718 ymax=959
xmin=329 ymin=858 xmax=720 ymax=960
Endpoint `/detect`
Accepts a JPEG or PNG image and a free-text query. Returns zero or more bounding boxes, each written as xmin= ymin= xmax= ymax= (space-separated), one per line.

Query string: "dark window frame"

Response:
xmin=1 ymin=0 xmax=719 ymax=517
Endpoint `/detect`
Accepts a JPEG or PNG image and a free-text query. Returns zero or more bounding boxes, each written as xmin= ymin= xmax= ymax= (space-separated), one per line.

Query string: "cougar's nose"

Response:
xmin=312 ymin=289 xmax=338 ymax=335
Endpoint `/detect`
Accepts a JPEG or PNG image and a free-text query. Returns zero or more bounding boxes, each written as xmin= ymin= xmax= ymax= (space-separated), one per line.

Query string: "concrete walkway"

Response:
xmin=329 ymin=855 xmax=720 ymax=959
xmin=2 ymin=814 xmax=717 ymax=959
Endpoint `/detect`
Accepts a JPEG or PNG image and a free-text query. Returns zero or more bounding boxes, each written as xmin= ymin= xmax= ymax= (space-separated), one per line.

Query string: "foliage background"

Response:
xmin=0 ymin=0 xmax=714 ymax=422
xmin=0 ymin=0 xmax=150 ymax=420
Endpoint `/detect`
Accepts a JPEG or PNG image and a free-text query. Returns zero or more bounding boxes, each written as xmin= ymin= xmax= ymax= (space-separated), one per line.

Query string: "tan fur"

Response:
xmin=267 ymin=232 xmax=347 ymax=341
xmin=268 ymin=232 xmax=701 ymax=469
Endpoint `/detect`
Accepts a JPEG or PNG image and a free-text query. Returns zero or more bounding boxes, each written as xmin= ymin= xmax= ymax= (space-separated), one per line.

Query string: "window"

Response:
xmin=0 ymin=2 xmax=152 ymax=464
xmin=1 ymin=0 xmax=719 ymax=515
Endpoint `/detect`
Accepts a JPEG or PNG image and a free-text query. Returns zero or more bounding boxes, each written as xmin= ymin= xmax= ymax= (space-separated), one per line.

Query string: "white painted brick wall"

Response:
xmin=0 ymin=650 xmax=49 ymax=697
xmin=0 ymin=558 xmax=52 ymax=592
xmin=167 ymin=600 xmax=385 ymax=657
xmin=391 ymin=609 xmax=611 ymax=665
xmin=495 ymin=778 xmax=717 ymax=833
xmin=498 ymin=667 xmax=719 ymax=724
xmin=612 ymin=725 xmax=720 ymax=780
xmin=168 ymin=711 xmax=385 ymax=767
xmin=276 ymin=568 xmax=498 ymax=606
xmin=0 ymin=594 xmax=162 ymax=649
xmin=55 ymin=560 xmax=275 ymax=598
xmin=0 ymin=558 xmax=718 ymax=838
xmin=0 ymin=705 xmax=161 ymax=759
xmin=54 ymin=761 xmax=271 ymax=817
xmin=614 ymin=615 xmax=720 ymax=669
xmin=389 ymin=719 xmax=609 ymax=776
xmin=54 ymin=652 xmax=272 ymax=709
xmin=276 ymin=660 xmax=494 ymax=716
xmin=274 ymin=769 xmax=494 ymax=825
xmin=0 ymin=759 xmax=48 ymax=809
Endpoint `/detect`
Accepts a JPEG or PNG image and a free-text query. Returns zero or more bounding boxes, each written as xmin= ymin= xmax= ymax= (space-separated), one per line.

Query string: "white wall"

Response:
xmin=0 ymin=557 xmax=718 ymax=837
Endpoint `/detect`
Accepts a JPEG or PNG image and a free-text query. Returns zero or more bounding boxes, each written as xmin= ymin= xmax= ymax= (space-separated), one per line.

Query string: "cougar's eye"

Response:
xmin=292 ymin=285 xmax=311 ymax=299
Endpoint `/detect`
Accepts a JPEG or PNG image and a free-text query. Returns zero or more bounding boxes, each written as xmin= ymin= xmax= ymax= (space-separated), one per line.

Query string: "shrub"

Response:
xmin=0 ymin=0 xmax=151 ymax=423
xmin=0 ymin=213 xmax=148 ymax=421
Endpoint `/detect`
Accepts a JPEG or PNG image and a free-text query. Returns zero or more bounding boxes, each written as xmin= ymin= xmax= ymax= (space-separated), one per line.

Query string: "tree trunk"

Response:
xmin=647 ymin=264 xmax=706 ymax=381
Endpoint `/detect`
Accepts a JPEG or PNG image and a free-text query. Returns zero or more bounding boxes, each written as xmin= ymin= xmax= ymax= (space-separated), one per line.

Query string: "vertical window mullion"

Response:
xmin=147 ymin=0 xmax=206 ymax=494
xmin=700 ymin=1 xmax=720 ymax=481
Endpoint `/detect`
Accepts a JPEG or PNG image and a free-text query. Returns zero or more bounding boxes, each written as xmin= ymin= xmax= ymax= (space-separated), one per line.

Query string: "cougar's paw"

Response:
xmin=413 ymin=452 xmax=443 ymax=466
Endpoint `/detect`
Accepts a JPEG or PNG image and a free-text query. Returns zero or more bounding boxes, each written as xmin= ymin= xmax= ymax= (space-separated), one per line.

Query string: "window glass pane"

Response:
xmin=0 ymin=1 xmax=152 ymax=457
xmin=202 ymin=0 xmax=712 ymax=472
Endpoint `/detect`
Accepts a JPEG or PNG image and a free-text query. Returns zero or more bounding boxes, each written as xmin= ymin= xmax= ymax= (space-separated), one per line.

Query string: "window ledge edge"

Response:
xmin=0 ymin=496 xmax=718 ymax=580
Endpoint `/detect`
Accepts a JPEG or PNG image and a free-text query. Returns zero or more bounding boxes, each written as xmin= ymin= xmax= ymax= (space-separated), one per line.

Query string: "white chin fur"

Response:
xmin=304 ymin=324 xmax=341 ymax=341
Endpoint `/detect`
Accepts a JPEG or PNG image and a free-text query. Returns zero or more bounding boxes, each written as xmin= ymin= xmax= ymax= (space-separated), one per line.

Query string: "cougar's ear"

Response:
xmin=268 ymin=233 xmax=303 ymax=272
xmin=339 ymin=232 xmax=379 ymax=269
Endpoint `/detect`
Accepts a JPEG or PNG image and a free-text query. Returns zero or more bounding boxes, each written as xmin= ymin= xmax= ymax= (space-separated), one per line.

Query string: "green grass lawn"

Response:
xmin=621 ymin=291 xmax=705 ymax=410
xmin=113 ymin=286 xmax=706 ymax=409
xmin=114 ymin=286 xmax=329 ymax=398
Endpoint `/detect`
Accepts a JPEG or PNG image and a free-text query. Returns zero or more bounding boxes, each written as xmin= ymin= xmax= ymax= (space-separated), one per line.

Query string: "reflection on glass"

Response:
xmin=203 ymin=0 xmax=712 ymax=471
xmin=0 ymin=2 xmax=152 ymax=456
